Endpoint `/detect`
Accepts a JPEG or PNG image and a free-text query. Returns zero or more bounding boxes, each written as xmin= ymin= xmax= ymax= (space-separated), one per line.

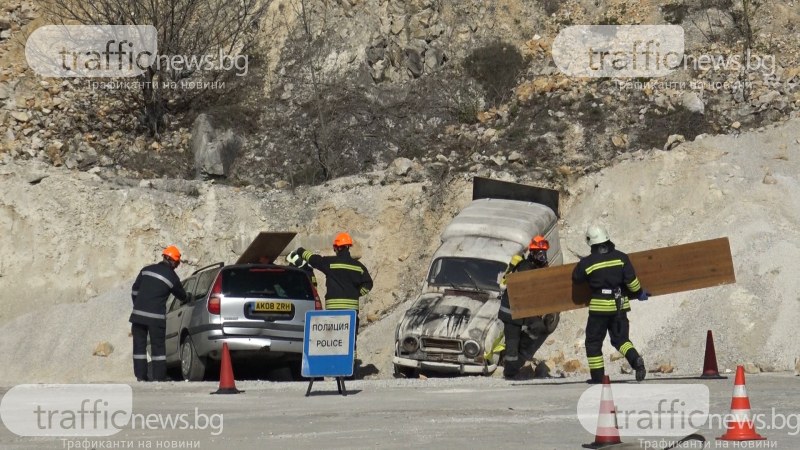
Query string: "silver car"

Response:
xmin=164 ymin=262 xmax=321 ymax=380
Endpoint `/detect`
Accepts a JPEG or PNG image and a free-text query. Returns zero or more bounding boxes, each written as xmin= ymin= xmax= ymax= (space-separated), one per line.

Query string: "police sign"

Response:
xmin=302 ymin=310 xmax=356 ymax=378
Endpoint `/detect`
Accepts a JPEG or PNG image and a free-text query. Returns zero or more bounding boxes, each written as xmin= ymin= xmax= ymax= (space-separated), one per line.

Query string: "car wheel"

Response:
xmin=393 ymin=364 xmax=418 ymax=379
xmin=180 ymin=336 xmax=207 ymax=381
xmin=543 ymin=313 xmax=560 ymax=334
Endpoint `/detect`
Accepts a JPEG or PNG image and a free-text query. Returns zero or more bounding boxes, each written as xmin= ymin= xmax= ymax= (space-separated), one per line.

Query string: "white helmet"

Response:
xmin=585 ymin=225 xmax=610 ymax=246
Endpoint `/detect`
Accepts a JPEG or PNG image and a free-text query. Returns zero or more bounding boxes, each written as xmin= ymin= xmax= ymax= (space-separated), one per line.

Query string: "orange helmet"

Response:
xmin=529 ymin=235 xmax=549 ymax=251
xmin=333 ymin=232 xmax=353 ymax=247
xmin=162 ymin=245 xmax=182 ymax=262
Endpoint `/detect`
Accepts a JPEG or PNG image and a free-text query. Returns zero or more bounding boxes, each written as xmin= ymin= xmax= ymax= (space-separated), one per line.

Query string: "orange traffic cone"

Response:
xmin=699 ymin=330 xmax=726 ymax=379
xmin=211 ymin=342 xmax=243 ymax=394
xmin=718 ymin=365 xmax=765 ymax=441
xmin=583 ymin=375 xmax=622 ymax=449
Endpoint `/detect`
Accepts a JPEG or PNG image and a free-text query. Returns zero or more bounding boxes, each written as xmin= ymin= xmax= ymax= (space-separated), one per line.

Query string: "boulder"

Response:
xmin=390 ymin=157 xmax=415 ymax=176
xmin=681 ymin=91 xmax=704 ymax=114
xmin=10 ymin=111 xmax=29 ymax=122
xmin=191 ymin=113 xmax=243 ymax=178
xmin=743 ymin=362 xmax=761 ymax=374
xmin=561 ymin=359 xmax=585 ymax=373
xmin=664 ymin=134 xmax=685 ymax=151
xmin=92 ymin=342 xmax=114 ymax=357
xmin=405 ymin=48 xmax=424 ymax=78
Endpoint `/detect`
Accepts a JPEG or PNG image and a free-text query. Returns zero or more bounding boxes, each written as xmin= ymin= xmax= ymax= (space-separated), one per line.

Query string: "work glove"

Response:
xmin=637 ymin=289 xmax=650 ymax=301
xmin=286 ymin=251 xmax=301 ymax=266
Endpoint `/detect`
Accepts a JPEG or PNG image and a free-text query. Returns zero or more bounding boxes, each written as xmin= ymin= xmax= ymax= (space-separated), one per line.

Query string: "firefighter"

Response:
xmin=498 ymin=235 xmax=553 ymax=379
xmin=288 ymin=232 xmax=372 ymax=336
xmin=572 ymin=225 xmax=649 ymax=383
xmin=130 ymin=245 xmax=187 ymax=382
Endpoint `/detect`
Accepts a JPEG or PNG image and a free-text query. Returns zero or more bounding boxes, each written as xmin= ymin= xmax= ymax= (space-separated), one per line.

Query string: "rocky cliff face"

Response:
xmin=1 ymin=1 xmax=799 ymax=189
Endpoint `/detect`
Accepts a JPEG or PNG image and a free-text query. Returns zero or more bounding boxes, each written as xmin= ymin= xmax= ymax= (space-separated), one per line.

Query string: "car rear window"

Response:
xmin=222 ymin=267 xmax=314 ymax=300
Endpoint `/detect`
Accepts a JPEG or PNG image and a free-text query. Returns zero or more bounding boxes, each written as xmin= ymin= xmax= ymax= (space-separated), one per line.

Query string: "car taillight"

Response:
xmin=312 ymin=286 xmax=322 ymax=310
xmin=207 ymin=275 xmax=222 ymax=315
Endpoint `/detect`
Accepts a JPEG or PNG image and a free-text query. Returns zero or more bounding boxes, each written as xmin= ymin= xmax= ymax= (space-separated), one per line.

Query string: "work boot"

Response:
xmin=588 ymin=367 xmax=605 ymax=384
xmin=635 ymin=357 xmax=646 ymax=382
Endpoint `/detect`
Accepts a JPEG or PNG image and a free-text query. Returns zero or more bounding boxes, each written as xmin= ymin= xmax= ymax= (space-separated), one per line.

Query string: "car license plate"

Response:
xmin=253 ymin=301 xmax=292 ymax=313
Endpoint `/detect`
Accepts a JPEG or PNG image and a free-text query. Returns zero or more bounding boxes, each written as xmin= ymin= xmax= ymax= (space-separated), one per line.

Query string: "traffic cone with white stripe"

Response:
xmin=718 ymin=365 xmax=765 ymax=441
xmin=583 ymin=375 xmax=622 ymax=448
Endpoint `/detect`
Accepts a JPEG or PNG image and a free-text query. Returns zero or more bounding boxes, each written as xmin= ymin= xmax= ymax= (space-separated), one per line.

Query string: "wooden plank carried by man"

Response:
xmin=506 ymin=237 xmax=736 ymax=319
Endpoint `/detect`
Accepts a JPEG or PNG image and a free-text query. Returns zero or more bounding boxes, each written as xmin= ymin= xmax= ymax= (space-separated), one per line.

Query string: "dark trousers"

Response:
xmin=502 ymin=320 xmax=536 ymax=377
xmin=585 ymin=313 xmax=641 ymax=381
xmin=131 ymin=322 xmax=167 ymax=381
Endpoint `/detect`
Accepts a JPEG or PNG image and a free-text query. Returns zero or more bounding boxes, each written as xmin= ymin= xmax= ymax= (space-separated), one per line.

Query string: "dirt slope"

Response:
xmin=2 ymin=118 xmax=800 ymax=383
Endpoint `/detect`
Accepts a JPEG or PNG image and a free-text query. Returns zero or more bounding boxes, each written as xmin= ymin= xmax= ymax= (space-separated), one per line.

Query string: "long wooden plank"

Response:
xmin=235 ymin=231 xmax=297 ymax=264
xmin=507 ymin=237 xmax=736 ymax=319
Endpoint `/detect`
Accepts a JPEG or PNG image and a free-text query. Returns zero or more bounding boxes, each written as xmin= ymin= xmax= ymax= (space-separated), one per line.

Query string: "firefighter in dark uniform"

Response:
xmin=498 ymin=235 xmax=554 ymax=379
xmin=573 ymin=225 xmax=649 ymax=383
xmin=289 ymin=232 xmax=372 ymax=339
xmin=130 ymin=245 xmax=187 ymax=381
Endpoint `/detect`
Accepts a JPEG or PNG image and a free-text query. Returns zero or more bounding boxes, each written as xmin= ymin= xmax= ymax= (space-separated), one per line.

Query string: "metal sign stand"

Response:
xmin=301 ymin=310 xmax=356 ymax=397
xmin=304 ymin=376 xmax=347 ymax=397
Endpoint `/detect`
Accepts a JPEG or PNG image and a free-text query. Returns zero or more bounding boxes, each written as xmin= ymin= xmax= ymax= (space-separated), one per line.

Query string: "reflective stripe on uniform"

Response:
xmin=133 ymin=354 xmax=148 ymax=360
xmin=501 ymin=255 xmax=524 ymax=286
xmin=498 ymin=306 xmax=512 ymax=315
xmin=330 ymin=263 xmax=364 ymax=273
xmin=504 ymin=355 xmax=518 ymax=361
xmin=627 ymin=277 xmax=641 ymax=292
xmin=302 ymin=250 xmax=313 ymax=260
xmin=588 ymin=298 xmax=630 ymax=312
xmin=585 ymin=259 xmax=624 ymax=275
xmin=131 ymin=309 xmax=166 ymax=319
xmin=619 ymin=341 xmax=634 ymax=356
xmin=131 ymin=290 xmax=139 ymax=296
xmin=142 ymin=270 xmax=174 ymax=289
xmin=150 ymin=355 xmax=166 ymax=361
xmin=587 ymin=355 xmax=605 ymax=369
xmin=325 ymin=298 xmax=359 ymax=310
xmin=359 ymin=287 xmax=370 ymax=296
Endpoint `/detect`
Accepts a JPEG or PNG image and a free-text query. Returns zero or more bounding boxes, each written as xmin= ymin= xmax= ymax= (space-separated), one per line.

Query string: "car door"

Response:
xmin=165 ymin=276 xmax=198 ymax=363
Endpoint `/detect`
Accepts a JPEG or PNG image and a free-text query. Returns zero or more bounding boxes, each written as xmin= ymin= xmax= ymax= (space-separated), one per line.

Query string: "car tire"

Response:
xmin=393 ymin=364 xmax=418 ymax=379
xmin=180 ymin=336 xmax=207 ymax=381
xmin=543 ymin=313 xmax=560 ymax=334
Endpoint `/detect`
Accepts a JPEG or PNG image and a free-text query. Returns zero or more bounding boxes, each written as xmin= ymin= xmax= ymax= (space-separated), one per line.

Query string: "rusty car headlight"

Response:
xmin=463 ymin=339 xmax=481 ymax=358
xmin=401 ymin=336 xmax=420 ymax=353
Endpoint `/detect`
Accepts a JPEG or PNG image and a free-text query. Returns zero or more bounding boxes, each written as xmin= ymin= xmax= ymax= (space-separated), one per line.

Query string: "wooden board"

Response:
xmin=235 ymin=232 xmax=297 ymax=264
xmin=507 ymin=237 xmax=736 ymax=319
